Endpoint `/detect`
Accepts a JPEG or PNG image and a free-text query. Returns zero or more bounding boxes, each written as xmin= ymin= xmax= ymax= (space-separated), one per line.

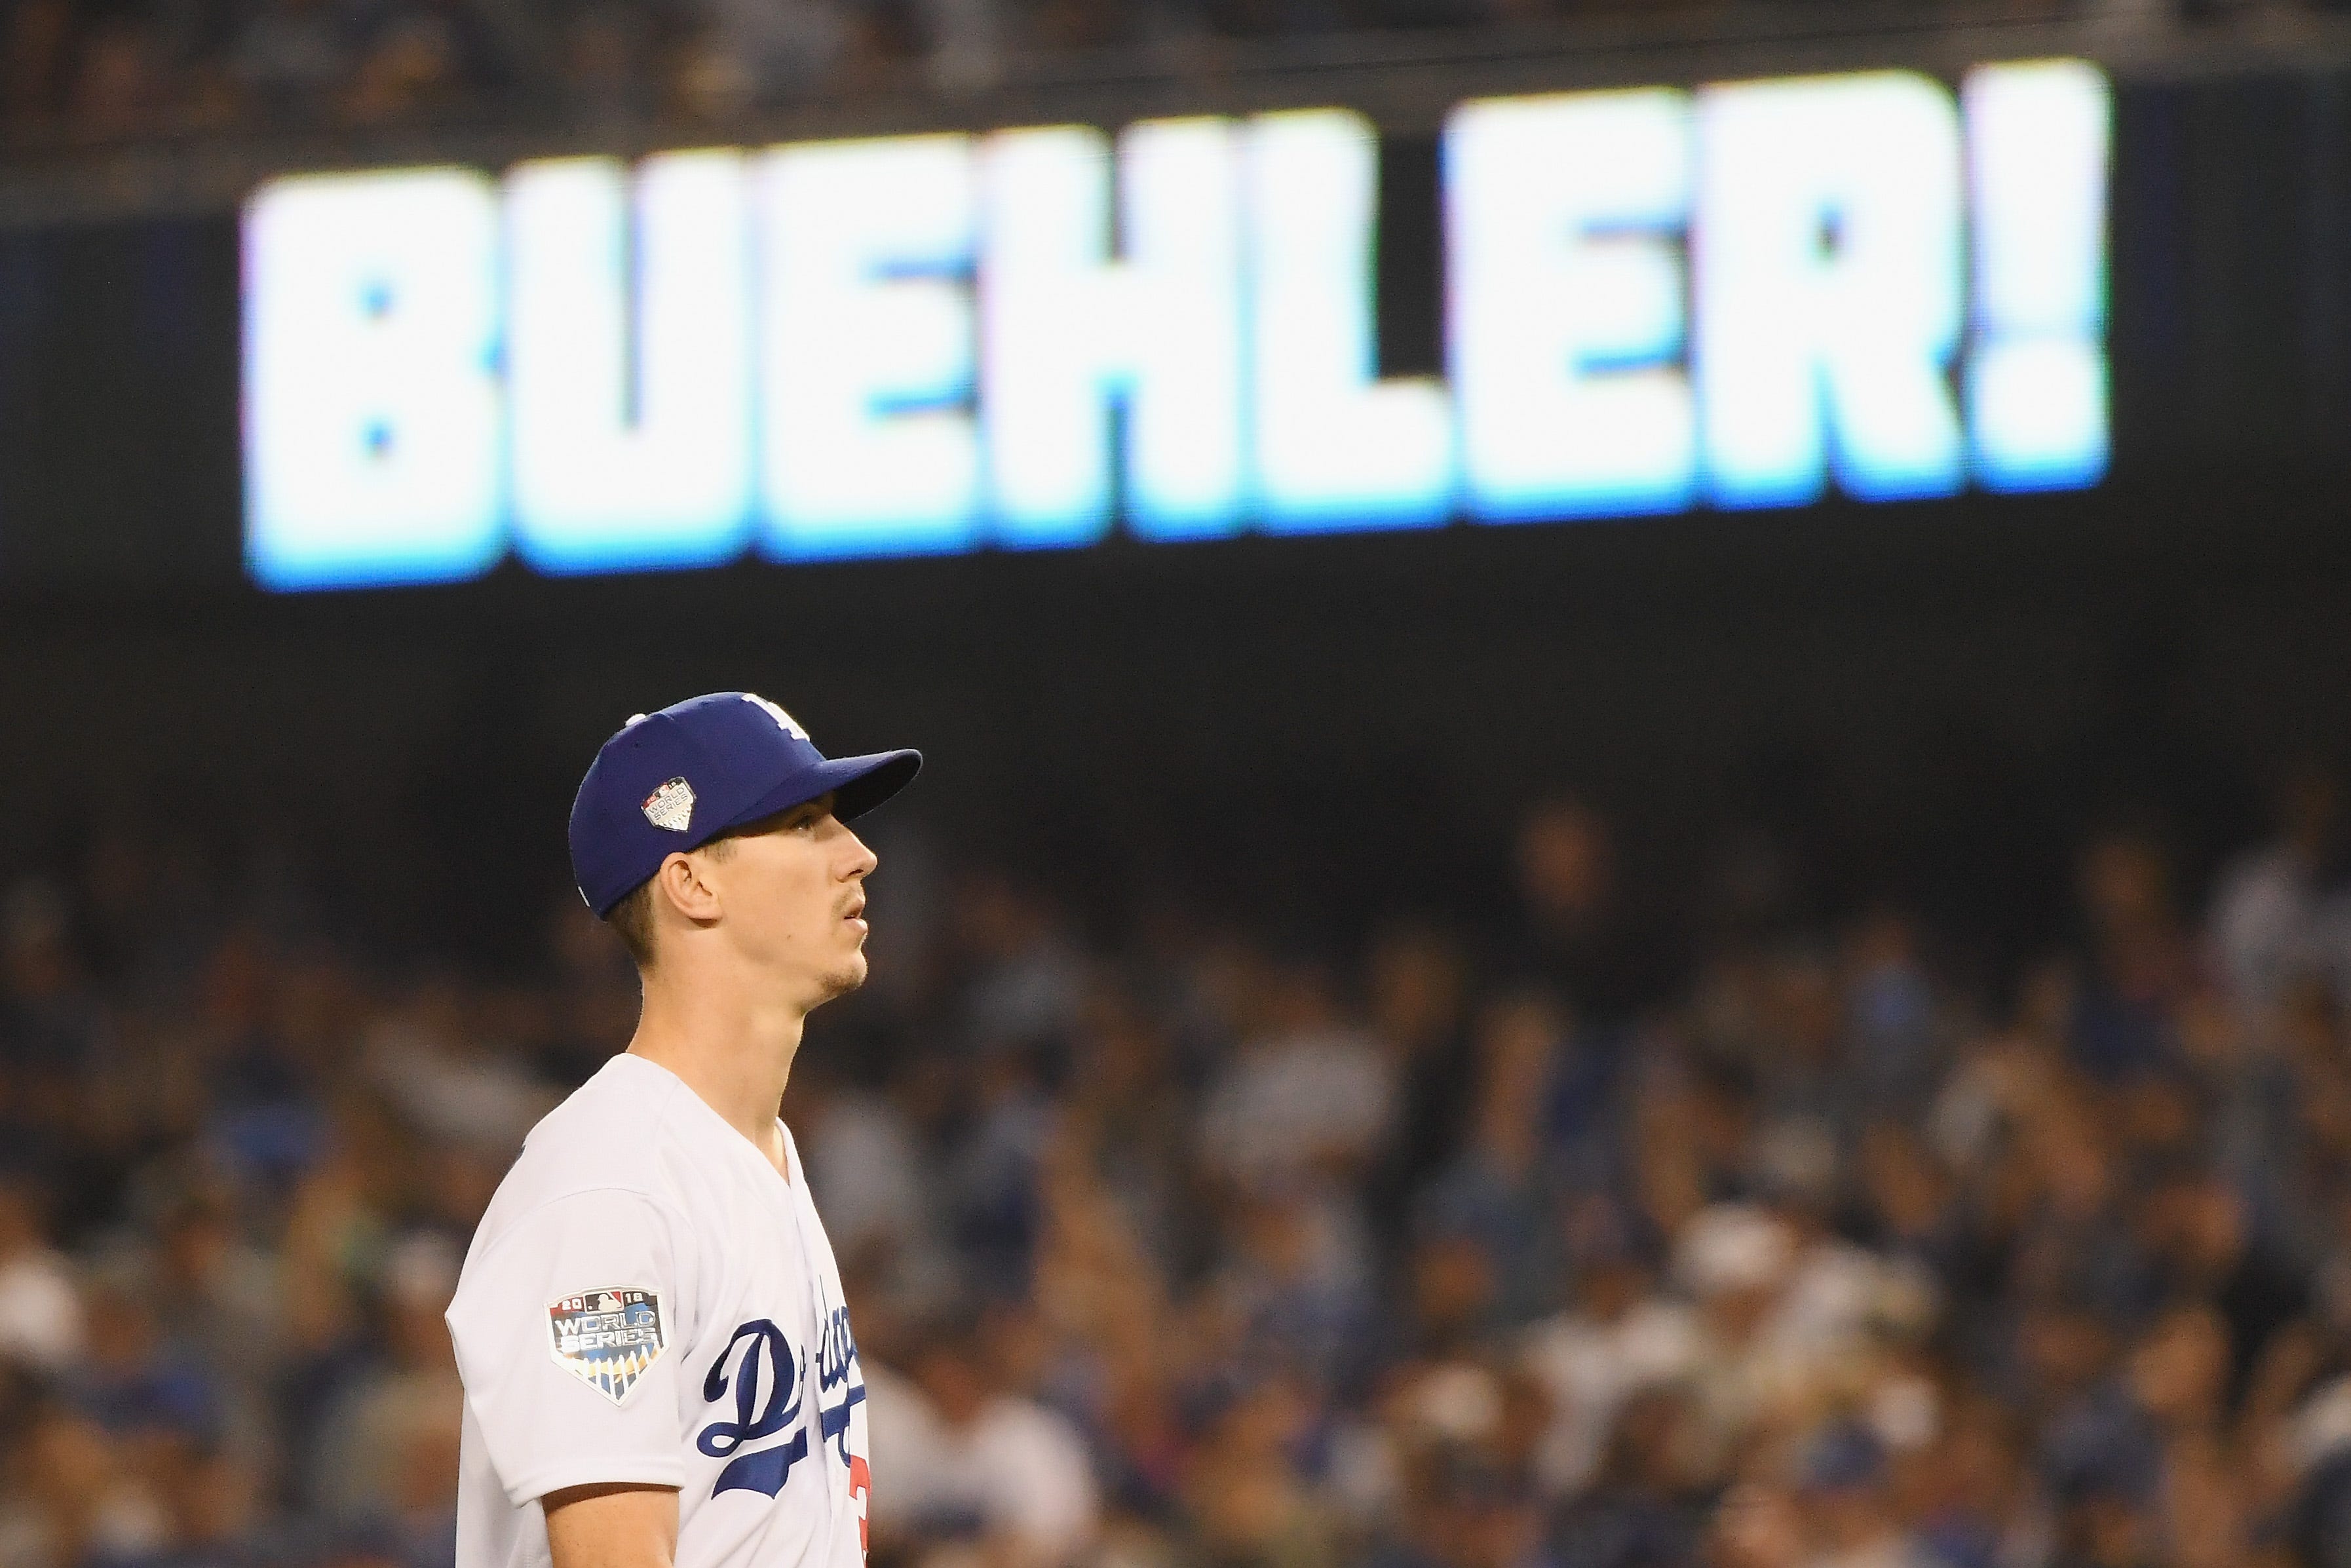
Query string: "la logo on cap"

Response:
xmin=744 ymin=694 xmax=809 ymax=742
xmin=641 ymin=777 xmax=695 ymax=832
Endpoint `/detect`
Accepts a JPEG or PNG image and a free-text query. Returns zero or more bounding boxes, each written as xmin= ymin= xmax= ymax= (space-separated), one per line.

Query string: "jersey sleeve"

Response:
xmin=446 ymin=1187 xmax=694 ymax=1506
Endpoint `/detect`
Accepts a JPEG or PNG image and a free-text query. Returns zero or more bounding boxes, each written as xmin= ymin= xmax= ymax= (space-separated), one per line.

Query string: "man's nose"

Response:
xmin=841 ymin=828 xmax=879 ymax=879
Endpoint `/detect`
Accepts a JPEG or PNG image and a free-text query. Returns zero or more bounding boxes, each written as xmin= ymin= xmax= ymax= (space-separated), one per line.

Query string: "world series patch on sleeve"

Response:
xmin=548 ymin=1287 xmax=667 ymax=1404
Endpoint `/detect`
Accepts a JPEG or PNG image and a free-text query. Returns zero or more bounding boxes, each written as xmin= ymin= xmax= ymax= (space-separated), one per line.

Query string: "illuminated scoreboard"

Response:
xmin=241 ymin=60 xmax=2109 ymax=590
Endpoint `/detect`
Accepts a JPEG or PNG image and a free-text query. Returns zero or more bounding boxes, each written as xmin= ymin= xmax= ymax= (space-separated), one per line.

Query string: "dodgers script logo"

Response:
xmin=547 ymin=1288 xmax=666 ymax=1404
xmin=700 ymin=1320 xmax=808 ymax=1497
xmin=696 ymin=1307 xmax=868 ymax=1506
xmin=814 ymin=1304 xmax=866 ymax=1463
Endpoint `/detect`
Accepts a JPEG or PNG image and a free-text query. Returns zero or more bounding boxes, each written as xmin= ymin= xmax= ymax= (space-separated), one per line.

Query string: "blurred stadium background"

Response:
xmin=14 ymin=3 xmax=2351 ymax=1567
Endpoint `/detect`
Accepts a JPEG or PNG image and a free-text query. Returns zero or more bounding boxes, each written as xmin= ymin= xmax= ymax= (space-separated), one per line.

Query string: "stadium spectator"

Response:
xmin=2 ymin=787 xmax=2351 ymax=1565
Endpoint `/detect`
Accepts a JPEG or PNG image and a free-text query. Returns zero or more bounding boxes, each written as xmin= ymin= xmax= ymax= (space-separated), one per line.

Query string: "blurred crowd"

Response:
xmin=0 ymin=0 xmax=2130 ymax=150
xmin=10 ymin=769 xmax=2351 ymax=1568
xmin=1 ymin=0 xmax=1561 ymax=149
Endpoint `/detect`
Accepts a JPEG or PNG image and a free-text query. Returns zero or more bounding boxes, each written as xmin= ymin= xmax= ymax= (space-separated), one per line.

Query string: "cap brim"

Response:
xmin=723 ymin=748 xmax=923 ymax=835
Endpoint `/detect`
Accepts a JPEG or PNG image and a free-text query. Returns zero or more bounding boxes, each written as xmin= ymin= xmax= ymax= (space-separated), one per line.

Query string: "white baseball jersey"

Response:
xmin=447 ymin=1052 xmax=871 ymax=1568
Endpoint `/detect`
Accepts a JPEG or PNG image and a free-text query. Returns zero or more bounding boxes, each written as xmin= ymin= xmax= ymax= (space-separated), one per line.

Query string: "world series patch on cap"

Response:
xmin=547 ymin=1287 xmax=667 ymax=1405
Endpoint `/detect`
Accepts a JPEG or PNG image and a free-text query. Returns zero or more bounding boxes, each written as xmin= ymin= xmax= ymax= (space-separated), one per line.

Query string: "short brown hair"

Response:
xmin=602 ymin=836 xmax=733 ymax=970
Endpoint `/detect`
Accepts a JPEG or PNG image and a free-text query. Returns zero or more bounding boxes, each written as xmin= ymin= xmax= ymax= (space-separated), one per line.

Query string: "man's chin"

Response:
xmin=813 ymin=955 xmax=870 ymax=1003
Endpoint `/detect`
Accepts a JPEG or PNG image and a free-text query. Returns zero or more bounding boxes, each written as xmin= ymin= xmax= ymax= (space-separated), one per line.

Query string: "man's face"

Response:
xmin=699 ymin=792 xmax=878 ymax=1004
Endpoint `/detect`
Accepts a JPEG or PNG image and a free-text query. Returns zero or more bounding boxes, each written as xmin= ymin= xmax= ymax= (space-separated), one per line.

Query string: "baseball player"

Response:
xmin=446 ymin=691 xmax=921 ymax=1568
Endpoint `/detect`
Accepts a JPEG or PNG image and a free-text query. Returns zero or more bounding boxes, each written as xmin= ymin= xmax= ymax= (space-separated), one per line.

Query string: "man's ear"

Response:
xmin=650 ymin=850 xmax=724 ymax=929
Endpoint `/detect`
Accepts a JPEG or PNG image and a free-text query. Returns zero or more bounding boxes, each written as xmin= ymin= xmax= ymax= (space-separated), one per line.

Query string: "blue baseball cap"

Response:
xmin=569 ymin=692 xmax=921 ymax=917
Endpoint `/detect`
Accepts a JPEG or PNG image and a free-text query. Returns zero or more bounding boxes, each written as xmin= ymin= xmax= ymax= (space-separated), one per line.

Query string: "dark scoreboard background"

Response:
xmin=3 ymin=48 xmax=2351 ymax=966
xmin=4 ymin=59 xmax=2351 ymax=592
